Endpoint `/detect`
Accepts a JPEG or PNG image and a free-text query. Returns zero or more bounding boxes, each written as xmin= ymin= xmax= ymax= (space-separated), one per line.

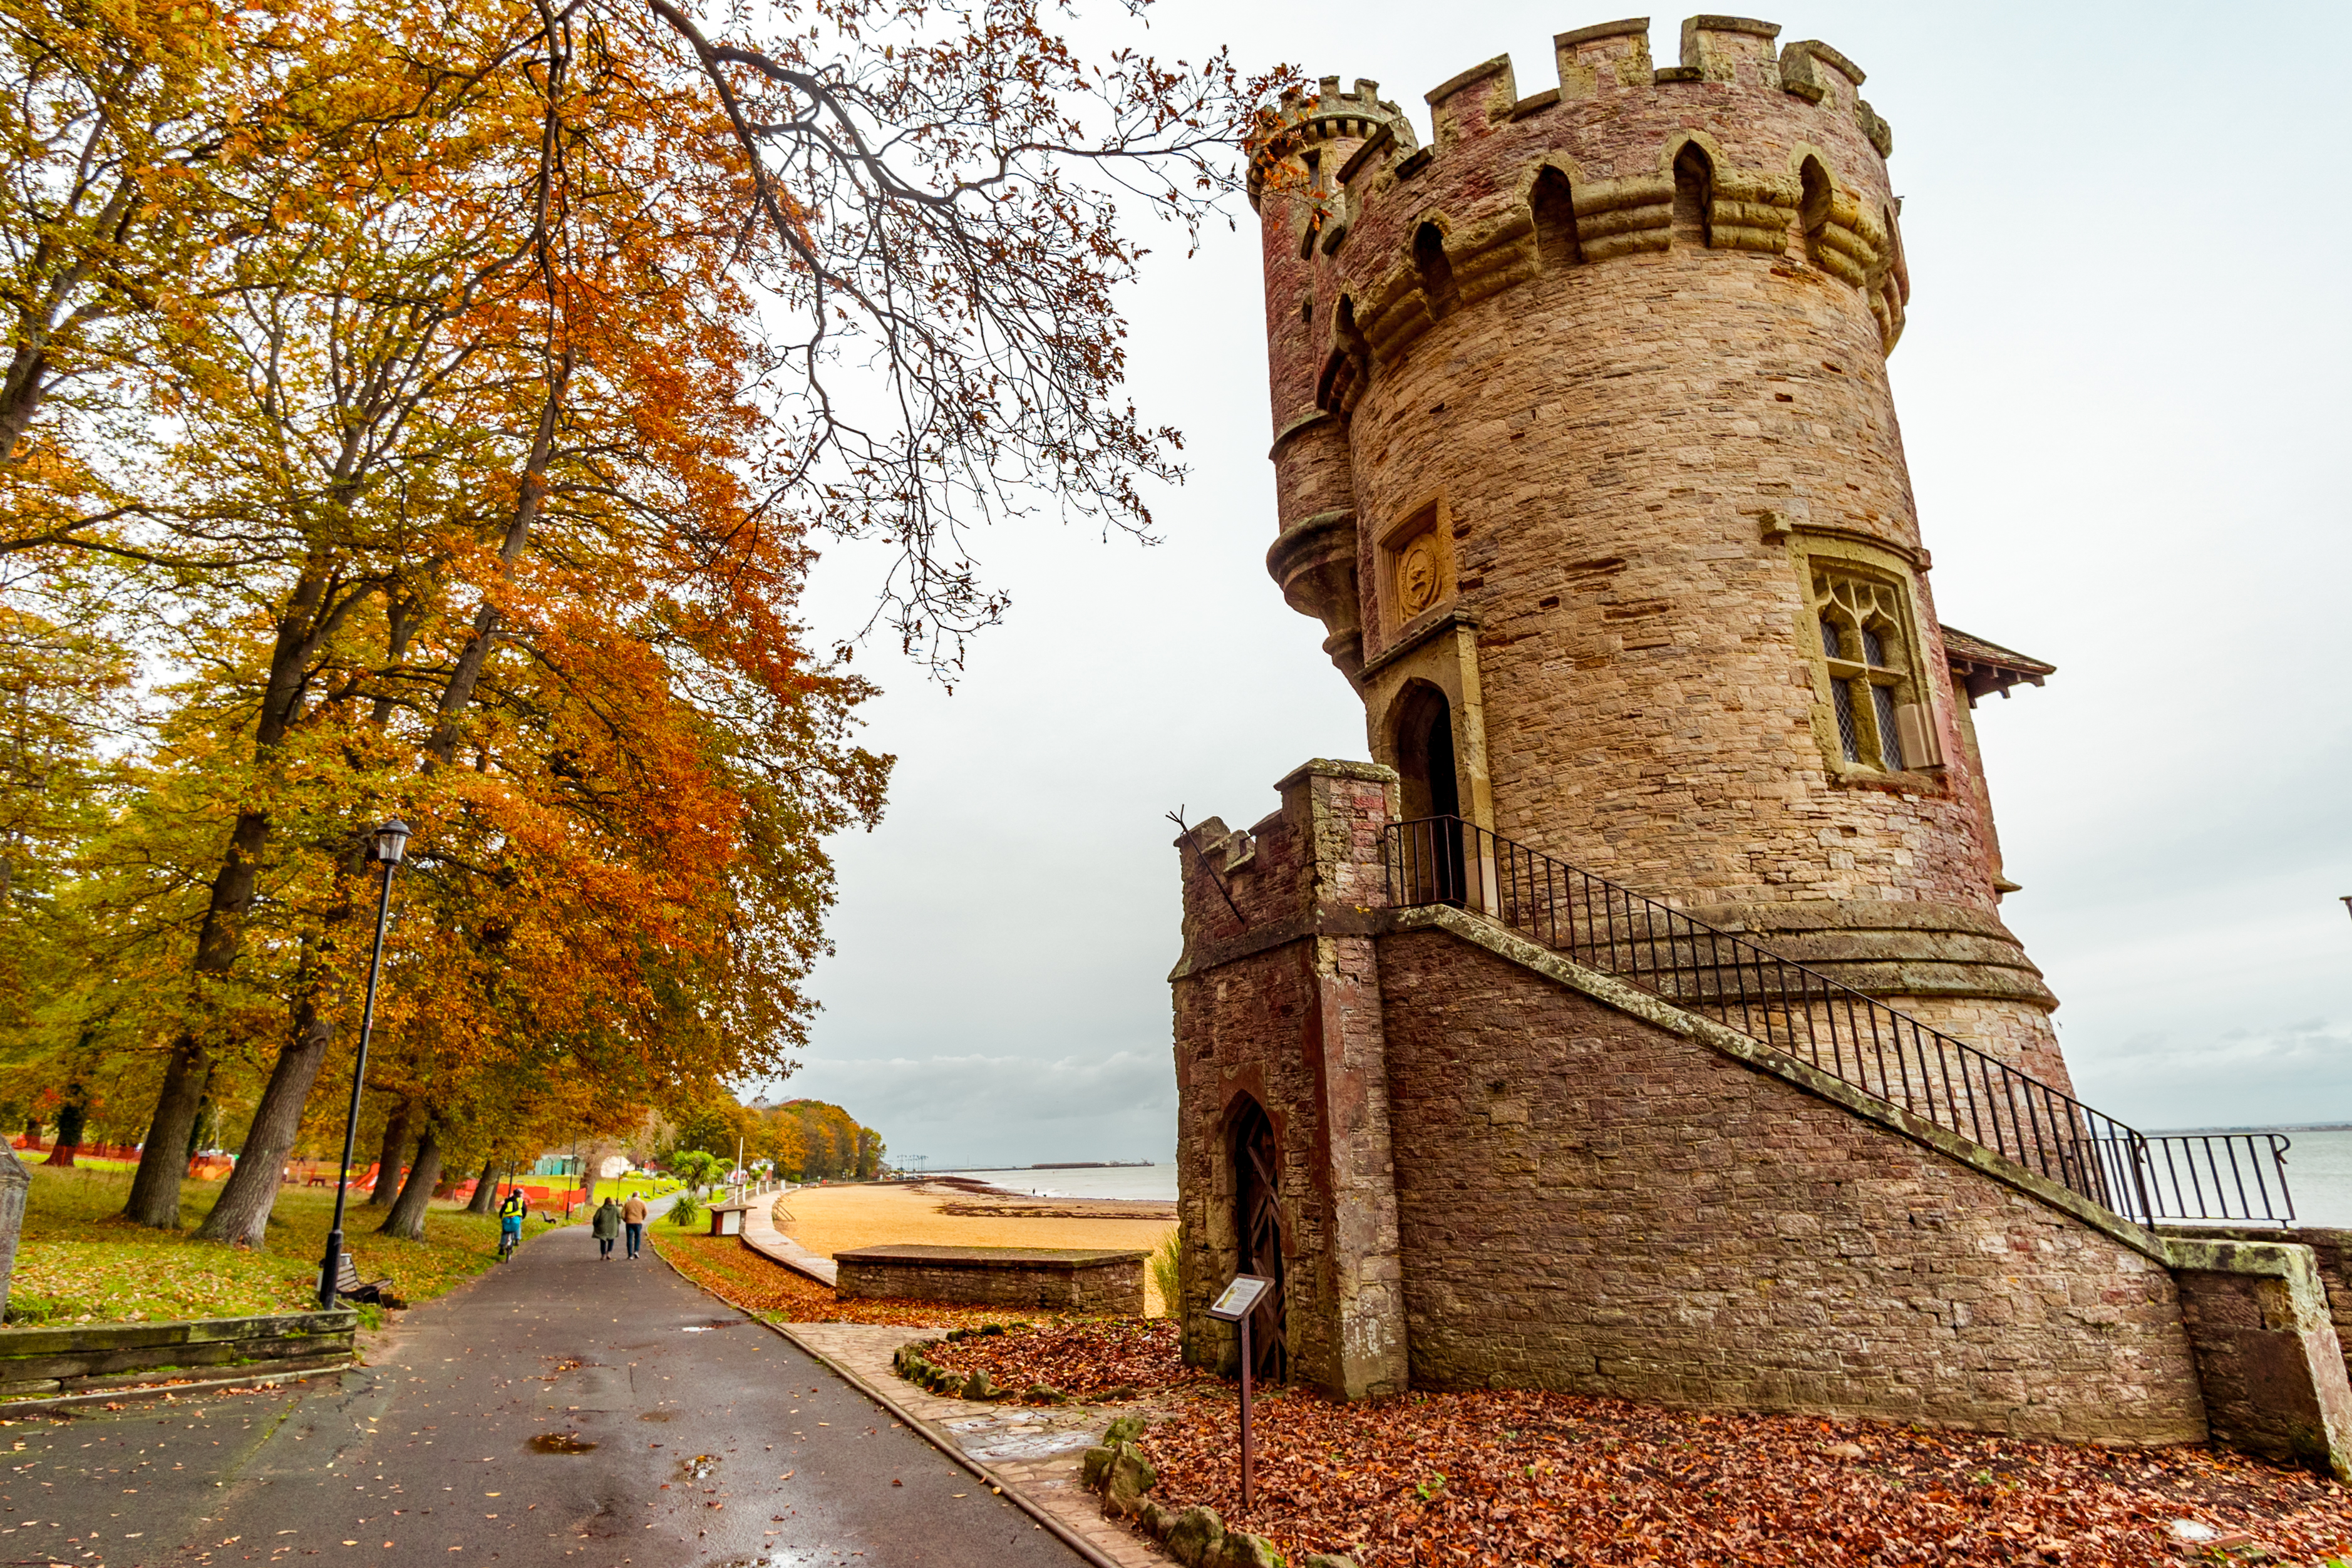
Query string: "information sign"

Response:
xmin=1207 ymin=1274 xmax=1272 ymax=1322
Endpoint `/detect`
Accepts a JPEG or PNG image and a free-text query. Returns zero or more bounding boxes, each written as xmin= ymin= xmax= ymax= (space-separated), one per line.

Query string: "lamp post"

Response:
xmin=317 ymin=820 xmax=411 ymax=1311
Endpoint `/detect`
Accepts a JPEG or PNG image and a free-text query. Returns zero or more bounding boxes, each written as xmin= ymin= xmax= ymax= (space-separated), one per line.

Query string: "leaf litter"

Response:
xmin=922 ymin=1319 xmax=2352 ymax=1565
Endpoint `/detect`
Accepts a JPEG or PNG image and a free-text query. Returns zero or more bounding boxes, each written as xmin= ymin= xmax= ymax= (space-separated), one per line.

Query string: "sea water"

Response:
xmin=933 ymin=1132 xmax=2352 ymax=1225
xmin=2267 ymin=1127 xmax=2352 ymax=1229
xmin=926 ymin=1165 xmax=1178 ymax=1202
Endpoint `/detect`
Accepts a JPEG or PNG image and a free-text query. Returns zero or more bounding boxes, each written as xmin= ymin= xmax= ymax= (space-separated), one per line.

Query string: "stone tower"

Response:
xmin=1254 ymin=18 xmax=2063 ymax=1086
xmin=1165 ymin=15 xmax=2351 ymax=1471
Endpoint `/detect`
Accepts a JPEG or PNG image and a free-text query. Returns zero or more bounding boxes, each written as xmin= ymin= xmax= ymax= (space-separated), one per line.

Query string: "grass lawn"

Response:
xmin=6 ymin=1165 xmax=512 ymax=1328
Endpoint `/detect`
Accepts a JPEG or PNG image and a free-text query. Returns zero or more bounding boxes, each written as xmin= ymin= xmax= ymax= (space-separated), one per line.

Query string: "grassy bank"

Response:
xmin=6 ymin=1165 xmax=507 ymax=1326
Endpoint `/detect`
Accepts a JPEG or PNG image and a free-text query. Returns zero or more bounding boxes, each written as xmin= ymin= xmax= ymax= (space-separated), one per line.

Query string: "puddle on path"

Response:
xmin=957 ymin=1429 xmax=1100 ymax=1463
xmin=529 ymin=1431 xmax=599 ymax=1455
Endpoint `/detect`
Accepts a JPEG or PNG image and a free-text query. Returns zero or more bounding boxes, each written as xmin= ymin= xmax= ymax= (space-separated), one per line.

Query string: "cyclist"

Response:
xmin=498 ymin=1186 xmax=527 ymax=1261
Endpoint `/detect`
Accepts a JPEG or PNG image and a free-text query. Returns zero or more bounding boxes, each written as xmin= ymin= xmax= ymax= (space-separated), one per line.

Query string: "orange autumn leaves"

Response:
xmin=3 ymin=0 xmax=887 ymax=1192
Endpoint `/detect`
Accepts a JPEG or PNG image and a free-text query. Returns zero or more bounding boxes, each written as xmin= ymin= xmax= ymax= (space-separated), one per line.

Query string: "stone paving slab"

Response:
xmin=779 ymin=1321 xmax=1175 ymax=1568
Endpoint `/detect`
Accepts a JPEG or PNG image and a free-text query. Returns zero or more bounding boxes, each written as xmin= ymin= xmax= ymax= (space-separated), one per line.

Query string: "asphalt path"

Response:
xmin=4 ymin=1214 xmax=1086 ymax=1568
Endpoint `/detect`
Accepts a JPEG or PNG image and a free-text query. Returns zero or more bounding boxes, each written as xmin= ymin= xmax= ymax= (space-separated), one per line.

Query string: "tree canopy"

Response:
xmin=0 ymin=0 xmax=1281 ymax=1241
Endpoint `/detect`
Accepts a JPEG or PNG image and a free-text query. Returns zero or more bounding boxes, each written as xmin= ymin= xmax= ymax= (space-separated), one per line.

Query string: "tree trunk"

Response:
xmin=464 ymin=1157 xmax=498 ymax=1214
xmin=21 ymin=1120 xmax=38 ymax=1147
xmin=42 ymin=1101 xmax=83 ymax=1167
xmin=124 ymin=542 xmax=368 ymax=1229
xmin=183 ymin=1095 xmax=212 ymax=1162
xmin=193 ymin=999 xmax=334 ymax=1247
xmin=378 ymin=1122 xmax=442 ymax=1241
xmin=364 ymin=1100 xmax=413 ymax=1208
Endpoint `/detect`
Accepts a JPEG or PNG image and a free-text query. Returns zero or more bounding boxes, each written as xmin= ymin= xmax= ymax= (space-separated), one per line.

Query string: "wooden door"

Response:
xmin=1233 ymin=1100 xmax=1287 ymax=1383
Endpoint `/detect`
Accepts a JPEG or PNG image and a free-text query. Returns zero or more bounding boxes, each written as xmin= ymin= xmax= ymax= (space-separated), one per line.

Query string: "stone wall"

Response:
xmin=0 ymin=1309 xmax=358 ymax=1401
xmin=1248 ymin=20 xmax=2066 ymax=1082
xmin=1373 ymin=928 xmax=2207 ymax=1443
xmin=833 ymin=1246 xmax=1145 ymax=1314
xmin=2166 ymin=1226 xmax=2352 ymax=1425
xmin=2160 ymin=1234 xmax=2352 ymax=1478
xmin=1169 ymin=761 xmax=1410 ymax=1400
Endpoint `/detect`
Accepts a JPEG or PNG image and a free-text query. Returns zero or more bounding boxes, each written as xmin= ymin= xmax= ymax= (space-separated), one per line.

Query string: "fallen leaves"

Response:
xmin=1127 ymin=1384 xmax=2352 ymax=1566
xmin=919 ymin=1317 xmax=1206 ymax=1403
xmin=8 ymin=1168 xmax=501 ymax=1327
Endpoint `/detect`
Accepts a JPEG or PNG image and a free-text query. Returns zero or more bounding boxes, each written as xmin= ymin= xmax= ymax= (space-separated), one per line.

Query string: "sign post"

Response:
xmin=1207 ymin=1273 xmax=1274 ymax=1512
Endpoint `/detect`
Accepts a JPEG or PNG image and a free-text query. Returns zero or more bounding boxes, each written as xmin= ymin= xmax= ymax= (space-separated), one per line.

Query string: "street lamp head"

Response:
xmin=372 ymin=820 xmax=412 ymax=865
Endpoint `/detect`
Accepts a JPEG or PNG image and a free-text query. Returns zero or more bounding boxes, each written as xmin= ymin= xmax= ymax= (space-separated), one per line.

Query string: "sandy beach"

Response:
xmin=775 ymin=1181 xmax=1178 ymax=1314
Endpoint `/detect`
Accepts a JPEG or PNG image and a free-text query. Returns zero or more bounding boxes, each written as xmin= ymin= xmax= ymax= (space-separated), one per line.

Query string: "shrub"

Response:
xmin=1149 ymin=1226 xmax=1182 ymax=1314
xmin=667 ymin=1192 xmax=703 ymax=1227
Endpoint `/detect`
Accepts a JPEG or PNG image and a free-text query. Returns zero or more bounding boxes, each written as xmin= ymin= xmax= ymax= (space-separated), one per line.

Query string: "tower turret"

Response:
xmin=1249 ymin=15 xmax=2061 ymax=1086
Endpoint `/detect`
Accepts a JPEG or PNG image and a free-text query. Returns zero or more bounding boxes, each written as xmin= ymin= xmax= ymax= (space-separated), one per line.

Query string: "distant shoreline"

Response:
xmin=2146 ymin=1123 xmax=2352 ymax=1136
xmin=916 ymin=1162 xmax=1158 ymax=1173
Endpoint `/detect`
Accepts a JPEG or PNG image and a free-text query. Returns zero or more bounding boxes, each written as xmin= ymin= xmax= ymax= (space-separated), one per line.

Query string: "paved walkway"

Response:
xmin=779 ymin=1324 xmax=1174 ymax=1568
xmin=7 ymin=1214 xmax=1086 ymax=1567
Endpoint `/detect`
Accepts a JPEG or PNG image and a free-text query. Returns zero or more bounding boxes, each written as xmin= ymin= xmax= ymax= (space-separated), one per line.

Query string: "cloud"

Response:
xmin=758 ymin=1051 xmax=1176 ymax=1168
xmin=2071 ymin=1019 xmax=2352 ymax=1131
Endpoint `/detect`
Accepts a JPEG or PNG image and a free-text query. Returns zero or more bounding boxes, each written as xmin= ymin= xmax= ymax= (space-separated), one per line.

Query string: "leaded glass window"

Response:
xmin=1810 ymin=566 xmax=1933 ymax=773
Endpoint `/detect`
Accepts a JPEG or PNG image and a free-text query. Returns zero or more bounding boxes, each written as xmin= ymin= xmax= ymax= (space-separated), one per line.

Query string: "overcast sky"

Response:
xmin=755 ymin=1 xmax=2352 ymax=1166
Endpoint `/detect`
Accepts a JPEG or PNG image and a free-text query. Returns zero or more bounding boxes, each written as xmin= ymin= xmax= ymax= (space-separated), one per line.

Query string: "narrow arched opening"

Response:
xmin=1413 ymin=221 xmax=1459 ymax=317
xmin=1391 ymin=683 xmax=1467 ymax=902
xmin=1798 ymin=155 xmax=1832 ymax=238
xmin=1531 ymin=166 xmax=1582 ymax=271
xmin=1671 ymin=143 xmax=1713 ymax=247
xmin=1317 ymin=295 xmax=1371 ymax=414
xmin=1798 ymin=155 xmax=1833 ymax=270
xmin=1229 ymin=1096 xmax=1287 ymax=1384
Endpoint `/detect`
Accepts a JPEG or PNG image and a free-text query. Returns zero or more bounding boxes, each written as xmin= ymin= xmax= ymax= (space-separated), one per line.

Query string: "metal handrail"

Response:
xmin=1381 ymin=817 xmax=2293 ymax=1227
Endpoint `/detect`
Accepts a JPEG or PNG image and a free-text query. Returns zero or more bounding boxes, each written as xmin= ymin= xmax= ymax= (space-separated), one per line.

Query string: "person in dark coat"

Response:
xmin=591 ymin=1195 xmax=622 ymax=1259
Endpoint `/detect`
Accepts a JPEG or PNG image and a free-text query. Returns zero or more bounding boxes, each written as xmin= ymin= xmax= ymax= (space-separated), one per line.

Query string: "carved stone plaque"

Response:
xmin=1396 ymin=534 xmax=1442 ymax=617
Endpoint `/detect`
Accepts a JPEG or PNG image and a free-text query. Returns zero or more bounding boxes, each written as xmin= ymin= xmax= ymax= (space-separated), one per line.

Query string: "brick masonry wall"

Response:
xmin=835 ymin=1259 xmax=1143 ymax=1314
xmin=1374 ymin=929 xmax=2207 ymax=1442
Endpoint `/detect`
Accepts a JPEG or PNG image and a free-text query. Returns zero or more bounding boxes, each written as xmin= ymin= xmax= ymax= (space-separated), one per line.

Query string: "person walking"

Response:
xmin=498 ymin=1187 xmax=527 ymax=1262
xmin=592 ymin=1194 xmax=621 ymax=1259
xmin=622 ymin=1190 xmax=647 ymax=1259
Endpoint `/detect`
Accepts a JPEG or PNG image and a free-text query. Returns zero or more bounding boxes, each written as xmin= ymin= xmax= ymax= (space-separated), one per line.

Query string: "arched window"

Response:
xmin=1813 ymin=569 xmax=1932 ymax=771
xmin=1531 ymin=167 xmax=1581 ymax=271
xmin=1413 ymin=221 xmax=1459 ymax=317
xmin=1671 ymin=143 xmax=1713 ymax=247
xmin=1798 ymin=155 xmax=1832 ymax=237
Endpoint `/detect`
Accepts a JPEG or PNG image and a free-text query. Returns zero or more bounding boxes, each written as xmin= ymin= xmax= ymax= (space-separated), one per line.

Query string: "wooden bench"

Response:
xmin=334 ymin=1255 xmax=401 ymax=1309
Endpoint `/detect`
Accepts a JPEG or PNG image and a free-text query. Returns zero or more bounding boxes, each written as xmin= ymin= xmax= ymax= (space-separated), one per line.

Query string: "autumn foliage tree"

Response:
xmin=0 ymin=0 xmax=1284 ymax=1246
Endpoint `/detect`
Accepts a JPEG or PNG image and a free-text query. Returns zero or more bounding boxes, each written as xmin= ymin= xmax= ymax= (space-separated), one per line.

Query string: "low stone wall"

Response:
xmin=2164 ymin=1226 xmax=2352 ymax=1387
xmin=0 ymin=1309 xmax=358 ymax=1400
xmin=833 ymin=1246 xmax=1145 ymax=1313
xmin=2162 ymin=1237 xmax=2352 ymax=1478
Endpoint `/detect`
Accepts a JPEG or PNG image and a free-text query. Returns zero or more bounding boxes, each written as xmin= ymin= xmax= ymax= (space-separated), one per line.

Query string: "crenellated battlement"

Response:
xmin=1251 ymin=15 xmax=1910 ymax=370
xmin=1245 ymin=76 xmax=1415 ymax=206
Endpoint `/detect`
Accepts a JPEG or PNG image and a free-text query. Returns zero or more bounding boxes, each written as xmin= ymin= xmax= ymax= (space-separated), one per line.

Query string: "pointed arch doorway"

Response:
xmin=1231 ymin=1097 xmax=1287 ymax=1383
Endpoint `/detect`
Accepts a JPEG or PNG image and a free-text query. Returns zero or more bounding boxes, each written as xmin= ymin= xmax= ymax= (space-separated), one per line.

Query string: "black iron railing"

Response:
xmin=1382 ymin=817 xmax=2294 ymax=1227
xmin=2139 ymin=1133 xmax=2295 ymax=1227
